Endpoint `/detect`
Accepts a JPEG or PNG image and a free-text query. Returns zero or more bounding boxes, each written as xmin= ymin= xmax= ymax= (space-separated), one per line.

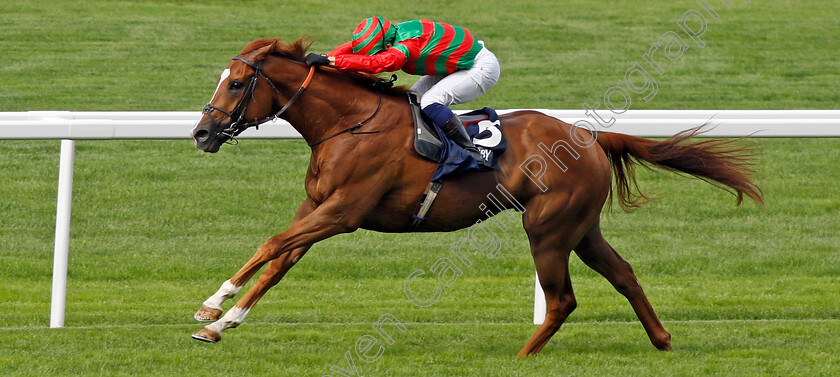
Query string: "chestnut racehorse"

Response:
xmin=189 ymin=38 xmax=762 ymax=357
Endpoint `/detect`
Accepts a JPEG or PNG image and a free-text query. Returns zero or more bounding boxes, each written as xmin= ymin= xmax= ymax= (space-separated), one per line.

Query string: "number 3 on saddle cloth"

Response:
xmin=407 ymin=92 xmax=507 ymax=229
xmin=407 ymin=92 xmax=507 ymax=182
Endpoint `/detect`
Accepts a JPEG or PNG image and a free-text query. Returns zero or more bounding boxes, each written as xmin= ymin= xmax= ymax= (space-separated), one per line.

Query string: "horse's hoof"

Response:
xmin=191 ymin=327 xmax=221 ymax=343
xmin=654 ymin=333 xmax=673 ymax=352
xmin=194 ymin=305 xmax=223 ymax=322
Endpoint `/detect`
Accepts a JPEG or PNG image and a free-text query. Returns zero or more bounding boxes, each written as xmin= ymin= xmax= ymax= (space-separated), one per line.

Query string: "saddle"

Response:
xmin=406 ymin=92 xmax=507 ymax=229
xmin=408 ymin=92 xmax=494 ymax=164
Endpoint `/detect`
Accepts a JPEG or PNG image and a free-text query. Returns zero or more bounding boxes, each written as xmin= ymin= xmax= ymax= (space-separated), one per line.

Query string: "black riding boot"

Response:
xmin=440 ymin=115 xmax=485 ymax=167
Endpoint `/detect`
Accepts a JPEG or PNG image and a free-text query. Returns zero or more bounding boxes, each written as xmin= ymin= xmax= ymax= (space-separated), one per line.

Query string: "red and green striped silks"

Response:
xmin=351 ymin=17 xmax=396 ymax=55
xmin=398 ymin=20 xmax=482 ymax=75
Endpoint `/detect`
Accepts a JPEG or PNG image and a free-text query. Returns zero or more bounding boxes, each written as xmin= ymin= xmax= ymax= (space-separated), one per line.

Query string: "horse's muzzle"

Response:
xmin=193 ymin=128 xmax=211 ymax=144
xmin=192 ymin=129 xmax=221 ymax=153
xmin=191 ymin=118 xmax=226 ymax=153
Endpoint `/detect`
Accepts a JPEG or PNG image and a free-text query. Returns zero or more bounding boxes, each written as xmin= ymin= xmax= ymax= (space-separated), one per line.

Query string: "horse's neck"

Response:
xmin=270 ymin=63 xmax=385 ymax=146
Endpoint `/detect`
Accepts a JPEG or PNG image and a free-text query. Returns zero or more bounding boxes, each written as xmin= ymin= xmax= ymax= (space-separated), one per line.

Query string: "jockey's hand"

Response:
xmin=305 ymin=53 xmax=331 ymax=67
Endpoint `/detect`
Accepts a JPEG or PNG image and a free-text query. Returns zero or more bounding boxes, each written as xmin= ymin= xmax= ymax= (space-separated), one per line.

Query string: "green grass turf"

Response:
xmin=0 ymin=0 xmax=837 ymax=110
xmin=1 ymin=0 xmax=839 ymax=376
xmin=1 ymin=138 xmax=838 ymax=376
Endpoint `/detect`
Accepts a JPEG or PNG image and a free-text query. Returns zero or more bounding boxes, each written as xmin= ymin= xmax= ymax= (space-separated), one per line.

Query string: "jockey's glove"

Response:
xmin=305 ymin=53 xmax=331 ymax=67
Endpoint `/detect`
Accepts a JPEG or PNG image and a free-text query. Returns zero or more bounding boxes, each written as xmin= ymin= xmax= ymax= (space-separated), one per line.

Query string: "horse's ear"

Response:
xmin=241 ymin=39 xmax=278 ymax=62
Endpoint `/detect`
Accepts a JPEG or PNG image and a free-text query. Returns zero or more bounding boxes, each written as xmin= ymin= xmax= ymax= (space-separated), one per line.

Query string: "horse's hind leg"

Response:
xmin=517 ymin=246 xmax=576 ymax=358
xmin=574 ymin=223 xmax=672 ymax=351
xmin=516 ymin=207 xmax=587 ymax=357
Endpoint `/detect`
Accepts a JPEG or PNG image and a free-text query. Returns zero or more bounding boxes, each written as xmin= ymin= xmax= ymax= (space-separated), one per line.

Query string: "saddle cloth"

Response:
xmin=408 ymin=92 xmax=507 ymax=181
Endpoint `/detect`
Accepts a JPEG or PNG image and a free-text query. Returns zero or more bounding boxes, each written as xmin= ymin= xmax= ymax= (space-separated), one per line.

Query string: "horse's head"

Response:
xmin=192 ymin=37 xmax=404 ymax=152
xmin=192 ymin=39 xmax=290 ymax=153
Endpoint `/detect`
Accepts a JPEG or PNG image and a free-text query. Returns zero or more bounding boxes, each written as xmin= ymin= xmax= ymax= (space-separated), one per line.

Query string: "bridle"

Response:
xmin=202 ymin=56 xmax=315 ymax=142
xmin=202 ymin=55 xmax=389 ymax=147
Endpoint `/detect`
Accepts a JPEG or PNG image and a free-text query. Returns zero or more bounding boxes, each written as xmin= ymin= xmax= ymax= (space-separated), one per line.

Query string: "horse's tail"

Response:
xmin=595 ymin=126 xmax=764 ymax=211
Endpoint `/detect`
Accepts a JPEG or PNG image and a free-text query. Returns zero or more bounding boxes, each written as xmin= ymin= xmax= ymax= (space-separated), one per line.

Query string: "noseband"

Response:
xmin=203 ymin=56 xmax=315 ymax=142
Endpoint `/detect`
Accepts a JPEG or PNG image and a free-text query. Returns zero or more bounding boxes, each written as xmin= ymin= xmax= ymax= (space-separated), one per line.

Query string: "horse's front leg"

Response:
xmin=194 ymin=199 xmax=316 ymax=322
xmin=192 ymin=244 xmax=313 ymax=322
xmin=191 ymin=195 xmax=364 ymax=342
xmin=191 ymin=246 xmax=311 ymax=342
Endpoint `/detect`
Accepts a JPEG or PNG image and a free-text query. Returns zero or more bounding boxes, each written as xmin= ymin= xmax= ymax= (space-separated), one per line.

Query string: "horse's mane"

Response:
xmin=240 ymin=37 xmax=410 ymax=96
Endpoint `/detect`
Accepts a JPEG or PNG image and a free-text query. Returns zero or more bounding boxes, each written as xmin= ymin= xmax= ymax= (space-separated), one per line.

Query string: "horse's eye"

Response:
xmin=229 ymin=81 xmax=244 ymax=90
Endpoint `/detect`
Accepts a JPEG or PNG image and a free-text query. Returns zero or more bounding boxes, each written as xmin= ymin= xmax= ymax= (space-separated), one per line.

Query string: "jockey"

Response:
xmin=306 ymin=17 xmax=501 ymax=166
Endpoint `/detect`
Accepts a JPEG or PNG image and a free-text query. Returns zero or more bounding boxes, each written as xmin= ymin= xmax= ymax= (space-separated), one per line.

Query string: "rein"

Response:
xmin=307 ymin=73 xmax=396 ymax=147
xmin=307 ymin=89 xmax=382 ymax=147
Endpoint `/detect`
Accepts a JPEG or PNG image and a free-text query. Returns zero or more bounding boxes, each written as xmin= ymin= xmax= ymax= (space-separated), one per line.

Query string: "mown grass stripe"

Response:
xmin=4 ymin=318 xmax=839 ymax=332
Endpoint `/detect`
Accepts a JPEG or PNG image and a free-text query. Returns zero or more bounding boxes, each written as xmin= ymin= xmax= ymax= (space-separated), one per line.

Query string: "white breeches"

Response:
xmin=411 ymin=42 xmax=501 ymax=109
